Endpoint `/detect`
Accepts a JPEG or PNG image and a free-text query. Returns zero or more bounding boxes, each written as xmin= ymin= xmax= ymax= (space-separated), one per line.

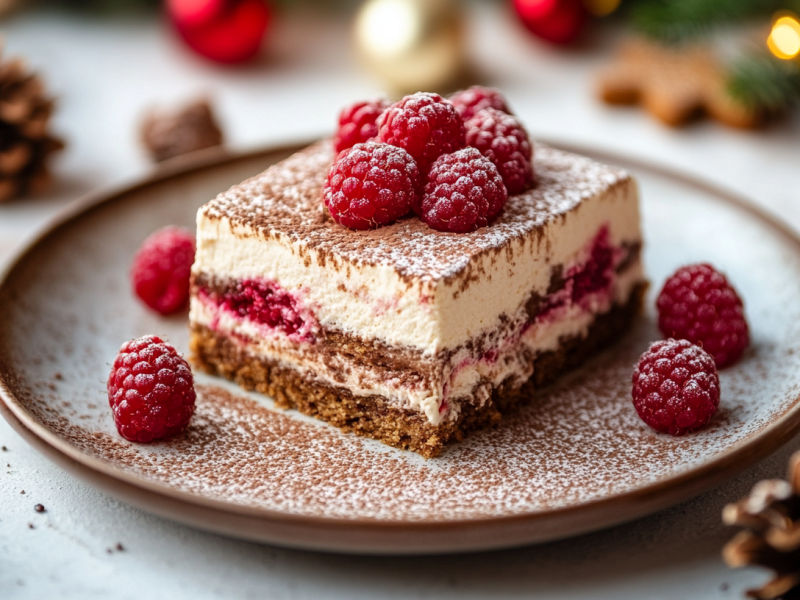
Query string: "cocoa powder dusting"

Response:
xmin=11 ymin=313 xmax=789 ymax=522
xmin=201 ymin=141 xmax=631 ymax=283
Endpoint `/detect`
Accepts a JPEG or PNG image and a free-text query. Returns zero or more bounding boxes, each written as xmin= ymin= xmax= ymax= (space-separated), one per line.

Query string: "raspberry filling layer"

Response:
xmin=537 ymin=226 xmax=617 ymax=322
xmin=200 ymin=278 xmax=318 ymax=342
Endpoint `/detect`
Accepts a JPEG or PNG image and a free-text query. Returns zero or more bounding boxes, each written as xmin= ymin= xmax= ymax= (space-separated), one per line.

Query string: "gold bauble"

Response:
xmin=354 ymin=0 xmax=465 ymax=95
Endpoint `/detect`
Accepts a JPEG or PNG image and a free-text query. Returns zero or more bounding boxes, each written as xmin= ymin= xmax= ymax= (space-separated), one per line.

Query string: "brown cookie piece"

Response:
xmin=597 ymin=38 xmax=760 ymax=129
xmin=141 ymin=98 xmax=224 ymax=163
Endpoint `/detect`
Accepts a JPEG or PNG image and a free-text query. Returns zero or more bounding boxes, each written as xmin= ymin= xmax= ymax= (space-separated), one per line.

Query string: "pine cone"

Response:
xmin=140 ymin=98 xmax=224 ymax=163
xmin=0 ymin=49 xmax=65 ymax=203
xmin=723 ymin=451 xmax=800 ymax=600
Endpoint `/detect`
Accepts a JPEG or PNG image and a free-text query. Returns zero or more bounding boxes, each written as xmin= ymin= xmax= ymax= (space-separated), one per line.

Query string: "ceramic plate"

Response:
xmin=2 ymin=142 xmax=800 ymax=555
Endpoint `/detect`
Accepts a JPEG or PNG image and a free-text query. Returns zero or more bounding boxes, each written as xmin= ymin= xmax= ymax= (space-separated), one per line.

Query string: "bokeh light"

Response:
xmin=767 ymin=14 xmax=800 ymax=60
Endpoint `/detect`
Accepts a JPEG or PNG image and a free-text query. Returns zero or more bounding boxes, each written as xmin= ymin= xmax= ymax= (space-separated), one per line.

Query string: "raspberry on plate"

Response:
xmin=333 ymin=98 xmax=390 ymax=154
xmin=107 ymin=335 xmax=196 ymax=443
xmin=449 ymin=86 xmax=511 ymax=121
xmin=631 ymin=338 xmax=720 ymax=436
xmin=420 ymin=147 xmax=507 ymax=233
xmin=323 ymin=142 xmax=420 ymax=230
xmin=465 ymin=107 xmax=533 ymax=195
xmin=378 ymin=92 xmax=465 ymax=172
xmin=131 ymin=226 xmax=195 ymax=315
xmin=657 ymin=263 xmax=749 ymax=368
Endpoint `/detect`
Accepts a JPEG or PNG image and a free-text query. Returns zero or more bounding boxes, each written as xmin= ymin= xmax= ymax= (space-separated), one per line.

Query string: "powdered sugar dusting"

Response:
xmin=201 ymin=141 xmax=630 ymax=281
xmin=1 ymin=143 xmax=800 ymax=526
xmin=5 ymin=315 xmax=797 ymax=521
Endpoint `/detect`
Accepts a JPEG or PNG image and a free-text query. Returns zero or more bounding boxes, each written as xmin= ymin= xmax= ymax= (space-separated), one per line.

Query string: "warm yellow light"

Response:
xmin=584 ymin=0 xmax=621 ymax=17
xmin=357 ymin=0 xmax=420 ymax=58
xmin=768 ymin=15 xmax=800 ymax=60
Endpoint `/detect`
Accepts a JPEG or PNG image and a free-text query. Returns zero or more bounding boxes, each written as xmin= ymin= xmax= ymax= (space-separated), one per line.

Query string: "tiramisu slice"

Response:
xmin=189 ymin=140 xmax=645 ymax=457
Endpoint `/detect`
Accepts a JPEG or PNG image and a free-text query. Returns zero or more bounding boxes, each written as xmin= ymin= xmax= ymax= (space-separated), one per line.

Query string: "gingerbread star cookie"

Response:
xmin=597 ymin=38 xmax=761 ymax=129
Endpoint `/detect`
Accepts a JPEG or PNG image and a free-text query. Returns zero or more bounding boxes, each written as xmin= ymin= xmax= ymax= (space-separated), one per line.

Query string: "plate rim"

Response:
xmin=2 ymin=139 xmax=799 ymax=552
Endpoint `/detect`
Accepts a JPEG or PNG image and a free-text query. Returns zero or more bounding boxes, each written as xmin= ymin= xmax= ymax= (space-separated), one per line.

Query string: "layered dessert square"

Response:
xmin=189 ymin=140 xmax=645 ymax=457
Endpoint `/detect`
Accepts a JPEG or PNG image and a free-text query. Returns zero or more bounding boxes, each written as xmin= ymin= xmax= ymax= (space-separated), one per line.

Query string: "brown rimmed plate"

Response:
xmin=1 ymin=141 xmax=799 ymax=555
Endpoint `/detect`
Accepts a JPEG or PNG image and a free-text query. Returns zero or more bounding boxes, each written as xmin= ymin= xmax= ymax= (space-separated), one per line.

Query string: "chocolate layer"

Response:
xmin=190 ymin=282 xmax=647 ymax=458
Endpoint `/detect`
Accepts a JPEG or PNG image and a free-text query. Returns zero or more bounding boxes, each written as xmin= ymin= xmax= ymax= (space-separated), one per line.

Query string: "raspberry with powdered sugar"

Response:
xmin=333 ymin=99 xmax=390 ymax=154
xmin=107 ymin=335 xmax=196 ymax=443
xmin=465 ymin=107 xmax=533 ymax=195
xmin=377 ymin=92 xmax=465 ymax=173
xmin=323 ymin=142 xmax=420 ymax=230
xmin=449 ymin=86 xmax=512 ymax=121
xmin=420 ymin=147 xmax=507 ymax=233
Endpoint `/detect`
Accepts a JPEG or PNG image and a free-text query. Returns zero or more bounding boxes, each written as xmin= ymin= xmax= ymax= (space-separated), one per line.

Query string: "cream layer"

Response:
xmin=193 ymin=178 xmax=640 ymax=354
xmin=190 ymin=259 xmax=643 ymax=426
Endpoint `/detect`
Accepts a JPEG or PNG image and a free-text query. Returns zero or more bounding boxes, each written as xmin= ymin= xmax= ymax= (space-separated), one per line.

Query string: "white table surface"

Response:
xmin=1 ymin=4 xmax=799 ymax=599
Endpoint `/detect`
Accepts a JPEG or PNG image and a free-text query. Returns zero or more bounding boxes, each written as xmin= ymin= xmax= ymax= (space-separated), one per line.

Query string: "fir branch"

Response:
xmin=630 ymin=0 xmax=800 ymax=44
xmin=727 ymin=52 xmax=800 ymax=111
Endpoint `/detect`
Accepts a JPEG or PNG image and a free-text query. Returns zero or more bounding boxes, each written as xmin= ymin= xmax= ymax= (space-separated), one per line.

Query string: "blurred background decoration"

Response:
xmin=353 ymin=0 xmax=465 ymax=95
xmin=166 ymin=0 xmax=272 ymax=64
xmin=0 ymin=47 xmax=64 ymax=202
xmin=0 ymin=0 xmax=799 ymax=203
xmin=6 ymin=0 xmax=795 ymax=117
xmin=140 ymin=97 xmax=225 ymax=162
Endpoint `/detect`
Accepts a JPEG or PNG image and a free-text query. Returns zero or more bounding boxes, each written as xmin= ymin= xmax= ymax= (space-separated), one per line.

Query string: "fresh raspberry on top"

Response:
xmin=632 ymin=339 xmax=720 ymax=436
xmin=449 ymin=86 xmax=511 ymax=121
xmin=107 ymin=335 xmax=196 ymax=443
xmin=420 ymin=147 xmax=507 ymax=233
xmin=465 ymin=107 xmax=533 ymax=195
xmin=323 ymin=142 xmax=420 ymax=230
xmin=377 ymin=92 xmax=465 ymax=172
xmin=131 ymin=226 xmax=195 ymax=315
xmin=332 ymin=98 xmax=390 ymax=154
xmin=657 ymin=264 xmax=749 ymax=368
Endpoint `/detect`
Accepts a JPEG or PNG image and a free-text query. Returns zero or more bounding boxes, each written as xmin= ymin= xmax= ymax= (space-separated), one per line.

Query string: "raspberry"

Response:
xmin=420 ymin=147 xmax=507 ymax=233
xmin=449 ymin=86 xmax=511 ymax=121
xmin=107 ymin=336 xmax=196 ymax=443
xmin=656 ymin=264 xmax=749 ymax=368
xmin=378 ymin=92 xmax=465 ymax=172
xmin=131 ymin=226 xmax=195 ymax=315
xmin=464 ymin=108 xmax=533 ymax=195
xmin=332 ymin=98 xmax=390 ymax=154
xmin=323 ymin=142 xmax=420 ymax=230
xmin=632 ymin=339 xmax=720 ymax=436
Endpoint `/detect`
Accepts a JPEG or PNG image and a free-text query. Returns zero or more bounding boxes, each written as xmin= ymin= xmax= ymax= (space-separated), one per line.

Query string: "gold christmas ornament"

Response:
xmin=354 ymin=0 xmax=465 ymax=95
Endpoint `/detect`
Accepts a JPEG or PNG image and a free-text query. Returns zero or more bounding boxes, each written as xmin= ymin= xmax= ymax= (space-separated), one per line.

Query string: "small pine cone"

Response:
xmin=723 ymin=451 xmax=800 ymax=600
xmin=140 ymin=98 xmax=224 ymax=163
xmin=0 ymin=49 xmax=65 ymax=203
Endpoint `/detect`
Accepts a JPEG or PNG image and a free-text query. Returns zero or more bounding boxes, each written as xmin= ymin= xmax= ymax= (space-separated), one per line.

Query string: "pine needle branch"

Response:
xmin=631 ymin=0 xmax=800 ymax=44
xmin=727 ymin=52 xmax=800 ymax=111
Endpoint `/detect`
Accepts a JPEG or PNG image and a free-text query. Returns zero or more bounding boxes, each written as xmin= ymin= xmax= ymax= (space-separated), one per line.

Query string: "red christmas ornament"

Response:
xmin=167 ymin=0 xmax=271 ymax=64
xmin=512 ymin=0 xmax=586 ymax=45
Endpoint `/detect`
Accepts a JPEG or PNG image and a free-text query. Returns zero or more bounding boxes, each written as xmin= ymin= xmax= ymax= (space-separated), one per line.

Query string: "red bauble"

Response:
xmin=167 ymin=0 xmax=271 ymax=64
xmin=512 ymin=0 xmax=586 ymax=45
